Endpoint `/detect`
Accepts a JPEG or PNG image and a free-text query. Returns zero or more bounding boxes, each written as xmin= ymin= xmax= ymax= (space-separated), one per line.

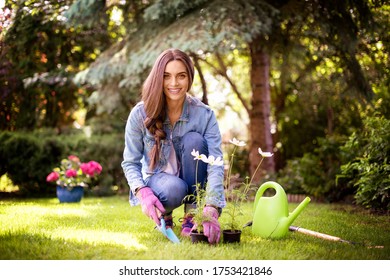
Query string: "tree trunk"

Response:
xmin=192 ymin=55 xmax=208 ymax=105
xmin=248 ymin=39 xmax=275 ymax=183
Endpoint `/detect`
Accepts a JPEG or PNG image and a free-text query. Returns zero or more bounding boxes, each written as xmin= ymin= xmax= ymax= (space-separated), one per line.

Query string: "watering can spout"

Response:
xmin=287 ymin=197 xmax=311 ymax=226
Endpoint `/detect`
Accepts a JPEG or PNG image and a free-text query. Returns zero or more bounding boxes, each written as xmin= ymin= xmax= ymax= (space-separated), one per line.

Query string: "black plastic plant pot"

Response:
xmin=190 ymin=230 xmax=209 ymax=244
xmin=223 ymin=229 xmax=242 ymax=243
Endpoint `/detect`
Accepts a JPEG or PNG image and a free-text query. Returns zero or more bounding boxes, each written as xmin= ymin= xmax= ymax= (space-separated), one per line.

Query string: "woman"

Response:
xmin=121 ymin=48 xmax=225 ymax=244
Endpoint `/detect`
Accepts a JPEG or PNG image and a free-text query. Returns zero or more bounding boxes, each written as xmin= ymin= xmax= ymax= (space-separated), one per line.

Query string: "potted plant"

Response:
xmin=187 ymin=188 xmax=210 ymax=243
xmin=222 ymin=187 xmax=245 ymax=243
xmin=223 ymin=138 xmax=274 ymax=243
xmin=46 ymin=155 xmax=102 ymax=203
xmin=186 ymin=150 xmax=223 ymax=243
xmin=223 ymin=138 xmax=246 ymax=243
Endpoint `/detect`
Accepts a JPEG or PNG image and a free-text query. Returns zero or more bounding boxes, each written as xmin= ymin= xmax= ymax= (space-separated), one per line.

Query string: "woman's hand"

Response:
xmin=136 ymin=187 xmax=165 ymax=225
xmin=202 ymin=206 xmax=220 ymax=244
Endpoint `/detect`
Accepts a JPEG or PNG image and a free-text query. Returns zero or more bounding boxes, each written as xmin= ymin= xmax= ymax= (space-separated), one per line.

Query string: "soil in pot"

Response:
xmin=190 ymin=230 xmax=209 ymax=244
xmin=223 ymin=229 xmax=242 ymax=243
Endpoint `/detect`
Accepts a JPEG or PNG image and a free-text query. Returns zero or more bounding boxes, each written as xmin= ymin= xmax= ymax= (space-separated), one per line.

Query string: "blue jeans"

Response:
xmin=145 ymin=132 xmax=208 ymax=214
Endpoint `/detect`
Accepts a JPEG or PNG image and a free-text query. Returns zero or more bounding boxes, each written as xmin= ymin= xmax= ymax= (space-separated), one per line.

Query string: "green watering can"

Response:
xmin=252 ymin=181 xmax=311 ymax=239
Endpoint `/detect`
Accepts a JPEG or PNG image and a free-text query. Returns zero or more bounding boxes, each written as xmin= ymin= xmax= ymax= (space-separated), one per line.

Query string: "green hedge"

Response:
xmin=0 ymin=131 xmax=127 ymax=197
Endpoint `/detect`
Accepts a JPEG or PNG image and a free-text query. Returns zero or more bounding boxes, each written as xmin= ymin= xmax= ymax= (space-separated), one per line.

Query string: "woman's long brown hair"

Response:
xmin=141 ymin=49 xmax=195 ymax=170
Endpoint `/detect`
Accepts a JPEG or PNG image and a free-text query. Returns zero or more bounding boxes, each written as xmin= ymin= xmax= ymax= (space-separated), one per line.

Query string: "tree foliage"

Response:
xmin=1 ymin=0 xmax=389 ymax=204
xmin=271 ymin=0 xmax=389 ymax=160
xmin=72 ymin=0 xmax=388 ymax=171
xmin=1 ymin=0 xmax=114 ymax=131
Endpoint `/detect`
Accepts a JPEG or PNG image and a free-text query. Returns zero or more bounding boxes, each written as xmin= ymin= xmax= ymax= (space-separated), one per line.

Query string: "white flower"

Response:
xmin=191 ymin=149 xmax=202 ymax=160
xmin=201 ymin=155 xmax=224 ymax=166
xmin=200 ymin=154 xmax=208 ymax=163
xmin=229 ymin=137 xmax=246 ymax=147
xmin=258 ymin=148 xmax=273 ymax=158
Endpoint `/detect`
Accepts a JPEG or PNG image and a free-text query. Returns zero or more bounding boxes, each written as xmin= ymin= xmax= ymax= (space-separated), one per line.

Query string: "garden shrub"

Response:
xmin=337 ymin=116 xmax=390 ymax=211
xmin=272 ymin=158 xmax=305 ymax=195
xmin=0 ymin=131 xmax=12 ymax=176
xmin=275 ymin=135 xmax=353 ymax=201
xmin=0 ymin=131 xmax=127 ymax=197
xmin=71 ymin=133 xmax=127 ymax=196
xmin=0 ymin=132 xmax=64 ymax=196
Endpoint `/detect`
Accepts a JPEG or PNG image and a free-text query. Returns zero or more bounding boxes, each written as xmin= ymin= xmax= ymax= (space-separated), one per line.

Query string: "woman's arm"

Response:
xmin=203 ymin=110 xmax=226 ymax=208
xmin=121 ymin=105 xmax=146 ymax=194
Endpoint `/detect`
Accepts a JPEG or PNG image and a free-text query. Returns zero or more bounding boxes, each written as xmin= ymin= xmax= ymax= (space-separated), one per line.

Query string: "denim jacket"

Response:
xmin=122 ymin=95 xmax=226 ymax=208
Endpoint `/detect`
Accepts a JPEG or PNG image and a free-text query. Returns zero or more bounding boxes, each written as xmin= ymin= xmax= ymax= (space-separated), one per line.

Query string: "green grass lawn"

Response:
xmin=0 ymin=195 xmax=389 ymax=260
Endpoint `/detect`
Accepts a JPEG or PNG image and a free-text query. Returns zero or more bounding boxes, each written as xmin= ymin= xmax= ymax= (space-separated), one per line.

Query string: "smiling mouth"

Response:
xmin=168 ymin=88 xmax=181 ymax=94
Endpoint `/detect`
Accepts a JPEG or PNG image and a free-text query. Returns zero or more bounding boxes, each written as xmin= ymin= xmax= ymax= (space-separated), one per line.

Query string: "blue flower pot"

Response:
xmin=56 ymin=186 xmax=84 ymax=203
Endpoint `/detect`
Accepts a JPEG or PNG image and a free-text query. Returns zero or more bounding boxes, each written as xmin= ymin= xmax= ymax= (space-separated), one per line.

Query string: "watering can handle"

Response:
xmin=253 ymin=181 xmax=283 ymax=212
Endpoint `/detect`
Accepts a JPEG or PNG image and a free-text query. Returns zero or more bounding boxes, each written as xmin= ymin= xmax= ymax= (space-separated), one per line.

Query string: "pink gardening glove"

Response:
xmin=202 ymin=206 xmax=220 ymax=244
xmin=136 ymin=187 xmax=165 ymax=225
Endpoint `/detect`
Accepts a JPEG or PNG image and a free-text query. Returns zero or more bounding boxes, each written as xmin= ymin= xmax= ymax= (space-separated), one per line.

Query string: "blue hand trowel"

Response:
xmin=158 ymin=217 xmax=180 ymax=243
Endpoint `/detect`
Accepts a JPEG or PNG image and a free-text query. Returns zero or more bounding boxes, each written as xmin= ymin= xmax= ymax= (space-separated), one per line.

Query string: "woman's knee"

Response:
xmin=146 ymin=173 xmax=188 ymax=211
xmin=182 ymin=132 xmax=207 ymax=153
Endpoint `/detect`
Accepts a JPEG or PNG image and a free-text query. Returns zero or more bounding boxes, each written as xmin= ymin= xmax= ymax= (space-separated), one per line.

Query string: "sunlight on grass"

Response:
xmin=51 ymin=207 xmax=89 ymax=216
xmin=1 ymin=201 xmax=89 ymax=231
xmin=51 ymin=229 xmax=147 ymax=251
xmin=1 ymin=197 xmax=389 ymax=260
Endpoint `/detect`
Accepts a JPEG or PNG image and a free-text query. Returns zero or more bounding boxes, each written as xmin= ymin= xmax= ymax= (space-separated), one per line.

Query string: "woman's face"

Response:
xmin=163 ymin=60 xmax=189 ymax=104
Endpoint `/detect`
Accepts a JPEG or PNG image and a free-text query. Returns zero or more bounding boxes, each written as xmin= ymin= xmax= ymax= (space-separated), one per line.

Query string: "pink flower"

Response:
xmin=81 ymin=161 xmax=102 ymax=176
xmin=46 ymin=171 xmax=59 ymax=182
xmin=68 ymin=155 xmax=80 ymax=163
xmin=47 ymin=156 xmax=102 ymax=188
xmin=89 ymin=161 xmax=102 ymax=175
xmin=80 ymin=163 xmax=92 ymax=176
xmin=65 ymin=169 xmax=78 ymax=178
